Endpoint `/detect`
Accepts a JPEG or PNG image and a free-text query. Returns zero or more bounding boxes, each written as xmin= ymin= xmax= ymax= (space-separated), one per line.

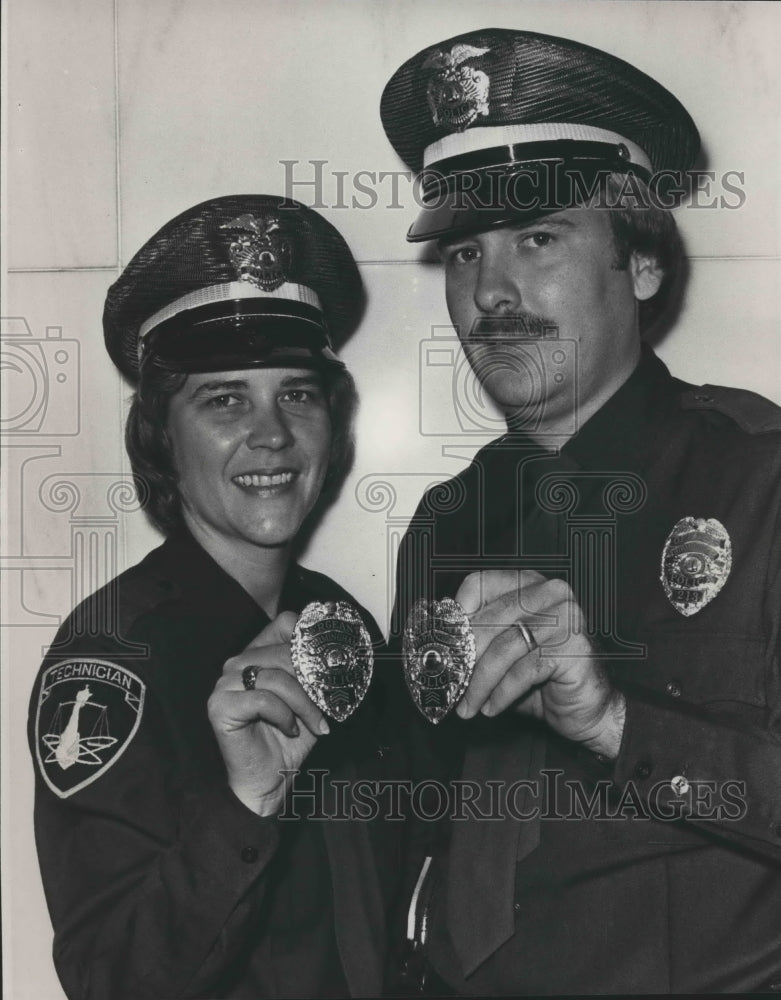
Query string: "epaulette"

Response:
xmin=680 ymin=384 xmax=781 ymax=434
xmin=106 ymin=566 xmax=182 ymax=638
xmin=38 ymin=565 xmax=180 ymax=676
xmin=133 ymin=571 xmax=179 ymax=611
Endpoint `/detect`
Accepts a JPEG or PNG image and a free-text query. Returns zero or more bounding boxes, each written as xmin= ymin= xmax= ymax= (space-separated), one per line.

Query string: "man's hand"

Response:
xmin=455 ymin=570 xmax=625 ymax=758
xmin=207 ymin=612 xmax=330 ymax=816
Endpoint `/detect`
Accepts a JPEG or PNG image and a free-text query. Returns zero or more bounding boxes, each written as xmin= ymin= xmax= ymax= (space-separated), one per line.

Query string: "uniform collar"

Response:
xmin=151 ymin=526 xmax=311 ymax=622
xmin=561 ymin=345 xmax=682 ymax=473
xmin=479 ymin=346 xmax=682 ymax=479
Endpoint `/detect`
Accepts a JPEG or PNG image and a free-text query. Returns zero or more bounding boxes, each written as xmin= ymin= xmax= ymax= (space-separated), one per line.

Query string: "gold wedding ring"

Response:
xmin=515 ymin=622 xmax=538 ymax=653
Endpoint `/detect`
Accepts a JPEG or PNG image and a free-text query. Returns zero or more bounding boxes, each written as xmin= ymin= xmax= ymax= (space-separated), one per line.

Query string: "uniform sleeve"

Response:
xmin=30 ymin=645 xmax=283 ymax=1000
xmin=611 ymin=496 xmax=781 ymax=859
xmin=612 ymin=687 xmax=781 ymax=855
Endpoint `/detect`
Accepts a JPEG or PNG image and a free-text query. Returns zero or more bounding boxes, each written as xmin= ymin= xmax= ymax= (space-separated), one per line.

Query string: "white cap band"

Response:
xmin=423 ymin=122 xmax=652 ymax=173
xmin=138 ymin=280 xmax=323 ymax=347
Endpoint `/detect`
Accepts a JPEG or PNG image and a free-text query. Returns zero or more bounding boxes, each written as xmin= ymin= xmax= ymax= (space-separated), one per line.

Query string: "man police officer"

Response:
xmin=381 ymin=29 xmax=781 ymax=994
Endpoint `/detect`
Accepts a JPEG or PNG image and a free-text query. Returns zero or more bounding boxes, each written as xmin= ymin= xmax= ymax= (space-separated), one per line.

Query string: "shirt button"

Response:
xmin=666 ymin=680 xmax=682 ymax=698
xmin=634 ymin=761 xmax=653 ymax=779
xmin=671 ymin=775 xmax=690 ymax=796
xmin=514 ymin=902 xmax=521 ymax=913
xmin=241 ymin=846 xmax=259 ymax=863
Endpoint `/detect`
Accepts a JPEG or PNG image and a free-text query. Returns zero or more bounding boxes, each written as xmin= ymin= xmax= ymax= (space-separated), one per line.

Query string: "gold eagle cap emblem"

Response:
xmin=220 ymin=214 xmax=292 ymax=291
xmin=423 ymin=44 xmax=491 ymax=132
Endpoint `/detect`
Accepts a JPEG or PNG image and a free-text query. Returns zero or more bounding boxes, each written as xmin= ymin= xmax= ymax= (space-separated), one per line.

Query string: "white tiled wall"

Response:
xmin=3 ymin=2 xmax=780 ymax=997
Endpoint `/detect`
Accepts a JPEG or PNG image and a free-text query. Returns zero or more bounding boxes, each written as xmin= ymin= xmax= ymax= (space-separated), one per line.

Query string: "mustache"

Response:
xmin=467 ymin=313 xmax=558 ymax=340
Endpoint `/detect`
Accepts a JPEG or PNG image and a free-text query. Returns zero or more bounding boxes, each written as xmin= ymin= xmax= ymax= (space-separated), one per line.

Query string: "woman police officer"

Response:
xmin=28 ymin=195 xmax=404 ymax=999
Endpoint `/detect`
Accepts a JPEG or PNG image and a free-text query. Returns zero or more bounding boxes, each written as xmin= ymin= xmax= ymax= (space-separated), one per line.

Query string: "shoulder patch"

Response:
xmin=680 ymin=385 xmax=781 ymax=434
xmin=34 ymin=659 xmax=146 ymax=799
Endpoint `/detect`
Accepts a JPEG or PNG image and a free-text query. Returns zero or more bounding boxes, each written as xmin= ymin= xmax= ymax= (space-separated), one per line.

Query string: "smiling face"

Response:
xmin=165 ymin=367 xmax=331 ymax=555
xmin=440 ymin=207 xmax=663 ymax=437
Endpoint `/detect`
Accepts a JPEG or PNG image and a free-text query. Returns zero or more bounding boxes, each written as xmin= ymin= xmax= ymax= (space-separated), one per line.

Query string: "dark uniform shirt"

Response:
xmin=29 ymin=528 xmax=406 ymax=1000
xmin=393 ymin=348 xmax=781 ymax=994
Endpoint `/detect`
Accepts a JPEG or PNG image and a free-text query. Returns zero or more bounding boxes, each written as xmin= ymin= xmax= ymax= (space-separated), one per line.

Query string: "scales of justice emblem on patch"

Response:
xmin=423 ymin=44 xmax=491 ymax=131
xmin=660 ymin=516 xmax=732 ymax=617
xmin=35 ymin=658 xmax=146 ymax=798
xmin=220 ymin=214 xmax=293 ymax=291
xmin=292 ymin=602 xmax=374 ymax=722
xmin=403 ymin=598 xmax=476 ymax=724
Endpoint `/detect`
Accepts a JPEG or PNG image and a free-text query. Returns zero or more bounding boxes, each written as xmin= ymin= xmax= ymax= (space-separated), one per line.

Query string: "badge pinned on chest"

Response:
xmin=403 ymin=598 xmax=476 ymax=724
xmin=292 ymin=602 xmax=374 ymax=722
xmin=660 ymin=517 xmax=732 ymax=617
xmin=34 ymin=658 xmax=146 ymax=798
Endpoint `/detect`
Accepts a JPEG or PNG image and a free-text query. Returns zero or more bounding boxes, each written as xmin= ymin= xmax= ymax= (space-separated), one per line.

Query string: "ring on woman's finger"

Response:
xmin=514 ymin=622 xmax=538 ymax=654
xmin=242 ymin=665 xmax=259 ymax=691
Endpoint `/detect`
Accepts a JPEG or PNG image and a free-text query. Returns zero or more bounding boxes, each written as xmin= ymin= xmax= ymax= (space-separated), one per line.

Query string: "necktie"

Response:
xmin=446 ymin=719 xmax=546 ymax=977
xmin=322 ymin=763 xmax=386 ymax=996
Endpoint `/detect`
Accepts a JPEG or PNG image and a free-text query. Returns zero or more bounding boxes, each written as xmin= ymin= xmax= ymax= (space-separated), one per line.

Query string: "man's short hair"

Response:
xmin=125 ymin=364 xmax=357 ymax=535
xmin=604 ymin=173 xmax=685 ymax=335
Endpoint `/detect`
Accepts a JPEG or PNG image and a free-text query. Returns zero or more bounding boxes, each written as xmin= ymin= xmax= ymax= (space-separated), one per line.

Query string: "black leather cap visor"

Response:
xmin=139 ymin=299 xmax=343 ymax=374
xmin=410 ymin=140 xmax=651 ymax=241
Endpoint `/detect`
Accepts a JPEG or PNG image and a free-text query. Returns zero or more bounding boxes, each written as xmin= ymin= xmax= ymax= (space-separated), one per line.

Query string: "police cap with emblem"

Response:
xmin=103 ymin=195 xmax=363 ymax=381
xmin=380 ymin=28 xmax=700 ymax=241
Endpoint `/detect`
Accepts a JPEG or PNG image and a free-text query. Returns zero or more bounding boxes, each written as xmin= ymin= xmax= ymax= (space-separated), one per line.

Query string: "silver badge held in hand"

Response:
xmin=403 ymin=598 xmax=476 ymax=724
xmin=292 ymin=601 xmax=374 ymax=722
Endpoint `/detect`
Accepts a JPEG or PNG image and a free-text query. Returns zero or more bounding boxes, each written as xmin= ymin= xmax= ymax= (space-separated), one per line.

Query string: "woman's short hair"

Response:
xmin=126 ymin=363 xmax=357 ymax=536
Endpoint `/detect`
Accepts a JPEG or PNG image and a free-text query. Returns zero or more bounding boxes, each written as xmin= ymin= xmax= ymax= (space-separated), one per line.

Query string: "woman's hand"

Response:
xmin=208 ymin=612 xmax=330 ymax=816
